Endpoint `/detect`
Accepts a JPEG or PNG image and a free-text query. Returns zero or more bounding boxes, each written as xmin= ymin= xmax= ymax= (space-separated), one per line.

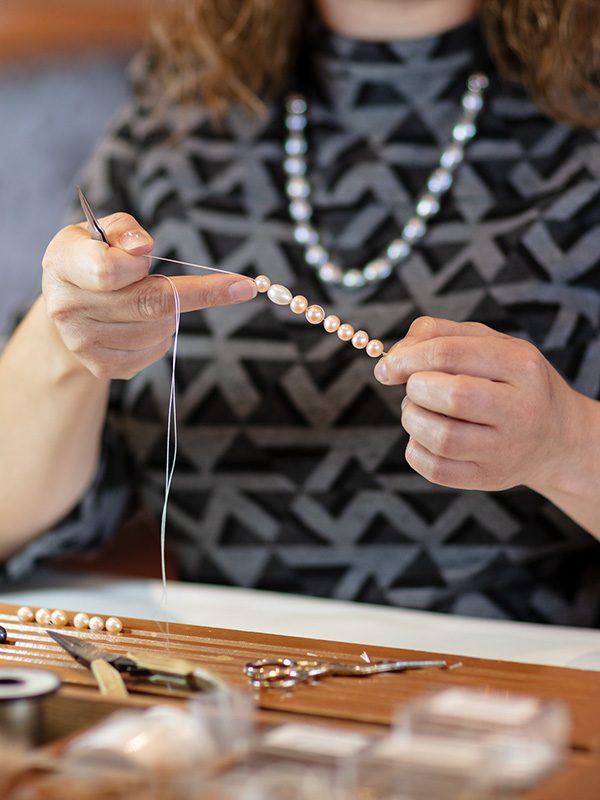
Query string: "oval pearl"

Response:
xmin=17 ymin=606 xmax=34 ymax=623
xmin=267 ymin=284 xmax=293 ymax=305
xmin=254 ymin=275 xmax=271 ymax=293
xmin=337 ymin=324 xmax=354 ymax=341
xmin=290 ymin=295 xmax=308 ymax=314
xmin=35 ymin=608 xmax=51 ymax=626
xmin=366 ymin=339 xmax=384 ymax=358
xmin=50 ymin=610 xmax=69 ymax=628
xmin=323 ymin=315 xmax=341 ymax=333
xmin=88 ymin=616 xmax=105 ymax=633
xmin=305 ymin=305 xmax=325 ymax=325
xmin=352 ymin=330 xmax=369 ymax=349
xmin=0 ymin=626 xmax=7 ymax=644
xmin=73 ymin=612 xmax=90 ymax=631
xmin=105 ymin=617 xmax=123 ymax=635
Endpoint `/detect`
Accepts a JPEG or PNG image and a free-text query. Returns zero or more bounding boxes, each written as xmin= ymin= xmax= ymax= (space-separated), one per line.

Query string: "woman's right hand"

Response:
xmin=42 ymin=212 xmax=257 ymax=380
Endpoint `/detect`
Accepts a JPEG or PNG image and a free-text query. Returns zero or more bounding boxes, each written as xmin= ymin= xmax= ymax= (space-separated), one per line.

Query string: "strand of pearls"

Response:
xmin=283 ymin=73 xmax=489 ymax=290
xmin=16 ymin=606 xmax=123 ymax=634
xmin=255 ymin=275 xmax=385 ymax=357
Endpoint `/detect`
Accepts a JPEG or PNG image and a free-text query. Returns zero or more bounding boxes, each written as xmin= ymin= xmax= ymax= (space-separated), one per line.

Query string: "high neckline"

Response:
xmin=303 ymin=18 xmax=491 ymax=126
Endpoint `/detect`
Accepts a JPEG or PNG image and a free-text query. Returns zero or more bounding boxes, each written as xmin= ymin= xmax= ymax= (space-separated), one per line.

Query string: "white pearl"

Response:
xmin=283 ymin=157 xmax=306 ymax=176
xmin=318 ymin=262 xmax=343 ymax=283
xmin=402 ymin=217 xmax=426 ymax=243
xmin=468 ymin=73 xmax=489 ymax=92
xmin=323 ymin=315 xmax=341 ymax=333
xmin=255 ymin=274 xmax=271 ymax=293
xmin=341 ymin=270 xmax=366 ymax=289
xmin=337 ymin=323 xmax=354 ymax=341
xmin=364 ymin=259 xmax=392 ymax=282
xmin=290 ymin=295 xmax=308 ymax=314
xmin=105 ymin=617 xmax=123 ymax=635
xmin=88 ymin=616 xmax=105 ymax=633
xmin=440 ymin=144 xmax=464 ymax=169
xmin=305 ymin=245 xmax=327 ymax=267
xmin=293 ymin=224 xmax=317 ymax=245
xmin=286 ymin=95 xmax=307 ymax=114
xmin=285 ymin=136 xmax=308 ymax=156
xmin=35 ymin=608 xmax=51 ymax=626
xmin=427 ymin=168 xmax=453 ymax=194
xmin=462 ymin=93 xmax=483 ymax=112
xmin=73 ymin=612 xmax=90 ymax=631
xmin=17 ymin=606 xmax=34 ymax=623
xmin=285 ymin=114 xmax=307 ymax=131
xmin=386 ymin=240 xmax=411 ymax=262
xmin=289 ymin=200 xmax=311 ymax=221
xmin=287 ymin=177 xmax=310 ymax=199
xmin=366 ymin=339 xmax=384 ymax=358
xmin=416 ymin=194 xmax=440 ymax=218
xmin=50 ymin=610 xmax=69 ymax=628
xmin=453 ymin=122 xmax=476 ymax=142
xmin=305 ymin=305 xmax=325 ymax=324
xmin=267 ymin=284 xmax=293 ymax=305
xmin=352 ymin=330 xmax=369 ymax=349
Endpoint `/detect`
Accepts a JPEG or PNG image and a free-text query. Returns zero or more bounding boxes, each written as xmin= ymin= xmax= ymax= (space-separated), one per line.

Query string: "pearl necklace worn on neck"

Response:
xmin=283 ymin=73 xmax=489 ymax=290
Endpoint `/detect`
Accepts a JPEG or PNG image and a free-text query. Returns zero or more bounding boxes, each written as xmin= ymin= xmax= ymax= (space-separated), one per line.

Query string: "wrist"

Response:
xmin=28 ymin=296 xmax=109 ymax=387
xmin=528 ymin=388 xmax=600 ymax=506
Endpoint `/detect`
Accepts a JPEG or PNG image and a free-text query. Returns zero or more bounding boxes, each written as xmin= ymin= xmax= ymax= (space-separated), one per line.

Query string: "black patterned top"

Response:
xmin=6 ymin=20 xmax=600 ymax=625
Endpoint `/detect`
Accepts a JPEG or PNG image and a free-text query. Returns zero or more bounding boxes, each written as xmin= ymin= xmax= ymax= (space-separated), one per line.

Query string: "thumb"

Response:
xmin=99 ymin=212 xmax=154 ymax=256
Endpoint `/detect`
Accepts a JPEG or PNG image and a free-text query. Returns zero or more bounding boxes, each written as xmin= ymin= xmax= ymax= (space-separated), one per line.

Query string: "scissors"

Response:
xmin=78 ymin=186 xmax=109 ymax=244
xmin=47 ymin=630 xmax=228 ymax=695
xmin=244 ymin=656 xmax=447 ymax=689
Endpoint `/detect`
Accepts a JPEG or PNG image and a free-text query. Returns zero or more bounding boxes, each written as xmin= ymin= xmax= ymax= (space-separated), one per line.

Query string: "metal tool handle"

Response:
xmin=356 ymin=659 xmax=448 ymax=675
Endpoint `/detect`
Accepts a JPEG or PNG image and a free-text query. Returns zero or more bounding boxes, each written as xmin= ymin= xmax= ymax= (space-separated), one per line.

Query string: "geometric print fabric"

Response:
xmin=13 ymin=20 xmax=600 ymax=625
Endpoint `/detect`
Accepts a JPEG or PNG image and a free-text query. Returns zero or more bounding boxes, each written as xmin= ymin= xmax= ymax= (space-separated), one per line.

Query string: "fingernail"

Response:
xmin=374 ymin=358 xmax=389 ymax=384
xmin=119 ymin=230 xmax=153 ymax=254
xmin=401 ymin=395 xmax=409 ymax=411
xmin=228 ymin=279 xmax=257 ymax=303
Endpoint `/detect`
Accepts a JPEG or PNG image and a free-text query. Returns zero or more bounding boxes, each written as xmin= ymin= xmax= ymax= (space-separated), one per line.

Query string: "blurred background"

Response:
xmin=0 ymin=0 xmax=148 ymax=344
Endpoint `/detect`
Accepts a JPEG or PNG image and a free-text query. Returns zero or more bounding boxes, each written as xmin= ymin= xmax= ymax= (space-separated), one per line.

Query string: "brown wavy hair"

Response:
xmin=148 ymin=0 xmax=600 ymax=126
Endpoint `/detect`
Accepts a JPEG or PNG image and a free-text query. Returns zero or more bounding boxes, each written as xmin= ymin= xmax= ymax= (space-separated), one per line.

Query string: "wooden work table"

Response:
xmin=1 ymin=602 xmax=599 ymax=798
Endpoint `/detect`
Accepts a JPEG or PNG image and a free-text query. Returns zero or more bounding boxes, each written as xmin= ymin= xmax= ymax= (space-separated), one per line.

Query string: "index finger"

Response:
xmin=388 ymin=317 xmax=506 ymax=355
xmin=375 ymin=335 xmax=526 ymax=386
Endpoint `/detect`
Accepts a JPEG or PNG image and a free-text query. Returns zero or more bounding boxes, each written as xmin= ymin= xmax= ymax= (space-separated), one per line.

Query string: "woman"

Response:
xmin=1 ymin=0 xmax=599 ymax=624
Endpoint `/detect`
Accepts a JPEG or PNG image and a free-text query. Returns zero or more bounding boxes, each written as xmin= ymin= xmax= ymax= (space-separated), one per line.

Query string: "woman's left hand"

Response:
xmin=374 ymin=316 xmax=583 ymax=494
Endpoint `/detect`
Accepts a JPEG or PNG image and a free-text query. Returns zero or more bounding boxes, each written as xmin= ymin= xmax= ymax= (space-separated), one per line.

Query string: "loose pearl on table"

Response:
xmin=73 ymin=612 xmax=90 ymax=631
xmin=352 ymin=330 xmax=369 ymax=349
xmin=35 ymin=608 xmax=51 ymax=626
xmin=50 ymin=609 xmax=69 ymax=628
xmin=323 ymin=315 xmax=341 ymax=333
xmin=88 ymin=616 xmax=105 ymax=633
xmin=0 ymin=626 xmax=7 ymax=644
xmin=290 ymin=295 xmax=308 ymax=314
xmin=366 ymin=339 xmax=384 ymax=358
xmin=337 ymin=323 xmax=354 ymax=341
xmin=267 ymin=284 xmax=293 ymax=305
xmin=254 ymin=275 xmax=271 ymax=293
xmin=17 ymin=606 xmax=34 ymax=623
xmin=105 ymin=617 xmax=123 ymax=635
xmin=305 ymin=305 xmax=325 ymax=324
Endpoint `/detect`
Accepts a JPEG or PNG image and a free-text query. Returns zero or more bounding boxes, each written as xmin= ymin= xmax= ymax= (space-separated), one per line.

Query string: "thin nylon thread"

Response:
xmin=150 ymin=274 xmax=181 ymax=601
xmin=148 ymin=258 xmax=387 ymax=603
xmin=148 ymin=254 xmax=242 ymax=278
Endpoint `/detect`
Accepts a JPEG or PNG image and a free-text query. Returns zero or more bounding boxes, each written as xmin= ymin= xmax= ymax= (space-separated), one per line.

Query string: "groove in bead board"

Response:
xmin=1 ymin=603 xmax=599 ymax=753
